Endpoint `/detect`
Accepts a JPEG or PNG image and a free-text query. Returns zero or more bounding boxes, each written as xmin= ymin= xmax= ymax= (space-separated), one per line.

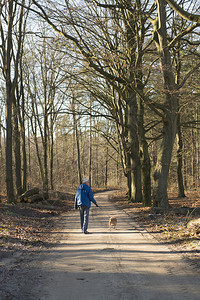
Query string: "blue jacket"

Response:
xmin=74 ymin=183 xmax=97 ymax=209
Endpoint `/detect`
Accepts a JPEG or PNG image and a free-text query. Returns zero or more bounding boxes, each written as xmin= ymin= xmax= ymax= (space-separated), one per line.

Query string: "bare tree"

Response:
xmin=72 ymin=94 xmax=82 ymax=185
xmin=16 ymin=0 xmax=200 ymax=207
xmin=149 ymin=0 xmax=200 ymax=207
xmin=23 ymin=33 xmax=67 ymax=192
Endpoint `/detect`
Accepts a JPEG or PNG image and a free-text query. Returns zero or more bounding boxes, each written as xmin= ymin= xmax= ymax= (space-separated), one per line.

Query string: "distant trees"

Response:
xmin=27 ymin=0 xmax=200 ymax=208
xmin=0 ymin=0 xmax=29 ymax=201
xmin=0 ymin=0 xmax=200 ymax=207
xmin=23 ymin=32 xmax=70 ymax=193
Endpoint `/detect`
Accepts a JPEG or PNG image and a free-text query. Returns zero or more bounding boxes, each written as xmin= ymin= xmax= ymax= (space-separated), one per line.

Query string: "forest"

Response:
xmin=0 ymin=0 xmax=200 ymax=209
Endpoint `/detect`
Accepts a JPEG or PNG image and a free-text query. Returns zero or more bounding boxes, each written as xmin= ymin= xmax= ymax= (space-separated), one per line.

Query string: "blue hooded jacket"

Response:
xmin=74 ymin=183 xmax=97 ymax=209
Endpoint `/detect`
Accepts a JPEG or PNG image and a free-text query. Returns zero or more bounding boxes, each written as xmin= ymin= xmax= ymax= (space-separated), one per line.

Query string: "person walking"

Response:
xmin=74 ymin=179 xmax=98 ymax=234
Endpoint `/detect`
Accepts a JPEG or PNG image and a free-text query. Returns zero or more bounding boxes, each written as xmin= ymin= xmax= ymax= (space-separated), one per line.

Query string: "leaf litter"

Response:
xmin=0 ymin=190 xmax=75 ymax=299
xmin=110 ymin=190 xmax=200 ymax=268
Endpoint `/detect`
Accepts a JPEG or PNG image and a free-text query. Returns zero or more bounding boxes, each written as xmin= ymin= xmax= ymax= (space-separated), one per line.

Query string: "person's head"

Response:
xmin=83 ymin=178 xmax=89 ymax=186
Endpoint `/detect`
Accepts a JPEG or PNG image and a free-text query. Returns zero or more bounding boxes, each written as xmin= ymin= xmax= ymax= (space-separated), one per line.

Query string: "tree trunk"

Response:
xmin=152 ymin=0 xmax=178 ymax=208
xmin=89 ymin=96 xmax=92 ymax=186
xmin=20 ymin=67 xmax=27 ymax=193
xmin=138 ymin=97 xmax=151 ymax=206
xmin=153 ymin=114 xmax=177 ymax=208
xmin=134 ymin=0 xmax=151 ymax=206
xmin=104 ymin=145 xmax=108 ymax=189
xmin=43 ymin=105 xmax=48 ymax=193
xmin=72 ymin=115 xmax=76 ymax=186
xmin=0 ymin=110 xmax=2 ymax=158
xmin=174 ymin=40 xmax=185 ymax=198
xmin=124 ymin=2 xmax=142 ymax=202
xmin=192 ymin=128 xmax=197 ymax=187
xmin=95 ymin=130 xmax=99 ymax=187
xmin=72 ymin=96 xmax=82 ymax=184
xmin=177 ymin=111 xmax=186 ymax=197
xmin=30 ymin=97 xmax=45 ymax=185
xmin=127 ymin=90 xmax=142 ymax=202
xmin=5 ymin=0 xmax=15 ymax=202
xmin=50 ymin=113 xmax=54 ymax=190
xmin=6 ymin=84 xmax=14 ymax=202
xmin=13 ymin=100 xmax=23 ymax=196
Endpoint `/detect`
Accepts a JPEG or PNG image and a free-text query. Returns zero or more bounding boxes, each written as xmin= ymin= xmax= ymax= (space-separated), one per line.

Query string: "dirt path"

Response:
xmin=33 ymin=191 xmax=200 ymax=300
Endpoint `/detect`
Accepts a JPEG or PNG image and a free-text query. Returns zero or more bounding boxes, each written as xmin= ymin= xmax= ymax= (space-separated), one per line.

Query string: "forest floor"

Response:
xmin=0 ymin=189 xmax=200 ymax=299
xmin=110 ymin=190 xmax=200 ymax=267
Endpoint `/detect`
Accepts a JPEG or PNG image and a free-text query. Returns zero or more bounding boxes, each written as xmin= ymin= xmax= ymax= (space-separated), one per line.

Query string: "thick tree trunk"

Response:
xmin=123 ymin=3 xmax=142 ymax=203
xmin=138 ymin=98 xmax=151 ymax=206
xmin=153 ymin=113 xmax=177 ymax=208
xmin=127 ymin=90 xmax=142 ymax=202
xmin=6 ymin=84 xmax=14 ymax=202
xmin=126 ymin=169 xmax=131 ymax=200
xmin=134 ymin=0 xmax=151 ymax=206
xmin=115 ymin=90 xmax=142 ymax=202
xmin=152 ymin=0 xmax=178 ymax=208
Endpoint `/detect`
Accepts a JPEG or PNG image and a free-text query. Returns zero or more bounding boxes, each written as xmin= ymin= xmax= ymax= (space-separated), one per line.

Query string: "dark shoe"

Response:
xmin=83 ymin=231 xmax=90 ymax=234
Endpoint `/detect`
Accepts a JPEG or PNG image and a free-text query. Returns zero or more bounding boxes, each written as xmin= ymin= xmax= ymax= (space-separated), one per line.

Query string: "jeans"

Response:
xmin=78 ymin=205 xmax=90 ymax=233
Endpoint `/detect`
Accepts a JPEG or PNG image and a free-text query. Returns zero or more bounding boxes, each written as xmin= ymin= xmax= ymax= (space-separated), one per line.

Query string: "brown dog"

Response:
xmin=109 ymin=216 xmax=117 ymax=230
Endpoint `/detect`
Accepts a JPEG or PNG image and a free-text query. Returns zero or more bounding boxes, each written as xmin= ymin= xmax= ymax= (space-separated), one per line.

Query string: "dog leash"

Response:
xmin=96 ymin=205 xmax=102 ymax=210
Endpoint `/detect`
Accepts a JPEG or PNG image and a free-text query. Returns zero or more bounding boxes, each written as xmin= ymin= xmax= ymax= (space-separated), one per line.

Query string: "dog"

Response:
xmin=109 ymin=216 xmax=117 ymax=230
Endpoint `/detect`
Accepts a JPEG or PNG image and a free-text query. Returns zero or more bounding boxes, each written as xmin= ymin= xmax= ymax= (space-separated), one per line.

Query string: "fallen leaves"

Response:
xmin=0 ymin=206 xmax=56 ymax=251
xmin=110 ymin=191 xmax=200 ymax=253
xmin=0 ymin=190 xmax=75 ymax=252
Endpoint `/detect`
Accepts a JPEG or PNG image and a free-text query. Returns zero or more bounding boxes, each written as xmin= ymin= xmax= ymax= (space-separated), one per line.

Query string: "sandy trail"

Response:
xmin=35 ymin=191 xmax=200 ymax=300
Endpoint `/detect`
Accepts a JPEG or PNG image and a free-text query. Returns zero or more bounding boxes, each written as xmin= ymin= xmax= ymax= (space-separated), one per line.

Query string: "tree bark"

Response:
xmin=30 ymin=96 xmax=45 ymax=185
xmin=152 ymin=0 xmax=178 ymax=208
xmin=13 ymin=99 xmax=23 ymax=196
xmin=138 ymin=98 xmax=151 ymax=206
xmin=127 ymin=89 xmax=142 ymax=202
xmin=50 ymin=110 xmax=54 ymax=190
xmin=43 ymin=105 xmax=48 ymax=193
xmin=89 ymin=96 xmax=92 ymax=186
xmin=104 ymin=145 xmax=108 ymax=189
xmin=173 ymin=36 xmax=186 ymax=198
xmin=134 ymin=0 xmax=152 ymax=206
xmin=20 ymin=64 xmax=27 ymax=193
xmin=165 ymin=0 xmax=200 ymax=22
xmin=5 ymin=0 xmax=15 ymax=202
xmin=177 ymin=115 xmax=186 ymax=197
xmin=72 ymin=96 xmax=82 ymax=184
xmin=124 ymin=2 xmax=142 ymax=202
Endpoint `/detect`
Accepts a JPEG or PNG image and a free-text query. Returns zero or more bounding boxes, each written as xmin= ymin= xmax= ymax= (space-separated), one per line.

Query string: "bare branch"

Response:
xmin=177 ymin=62 xmax=200 ymax=90
xmin=168 ymin=23 xmax=200 ymax=49
xmin=165 ymin=0 xmax=200 ymax=23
